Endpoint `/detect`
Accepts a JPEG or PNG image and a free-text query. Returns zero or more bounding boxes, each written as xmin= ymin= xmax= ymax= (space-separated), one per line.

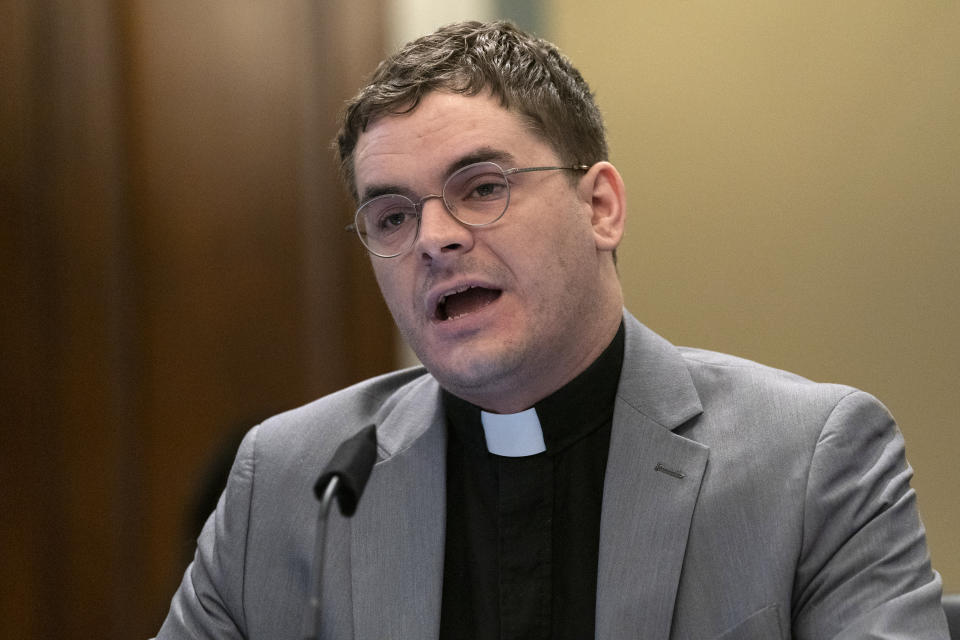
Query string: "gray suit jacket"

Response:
xmin=157 ymin=311 xmax=948 ymax=639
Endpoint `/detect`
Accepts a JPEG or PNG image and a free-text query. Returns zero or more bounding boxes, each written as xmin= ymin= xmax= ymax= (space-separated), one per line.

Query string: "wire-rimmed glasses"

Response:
xmin=347 ymin=161 xmax=589 ymax=258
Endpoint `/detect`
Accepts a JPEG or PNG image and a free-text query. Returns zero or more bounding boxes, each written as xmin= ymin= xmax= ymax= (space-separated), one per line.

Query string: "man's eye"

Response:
xmin=376 ymin=210 xmax=412 ymax=233
xmin=469 ymin=181 xmax=507 ymax=199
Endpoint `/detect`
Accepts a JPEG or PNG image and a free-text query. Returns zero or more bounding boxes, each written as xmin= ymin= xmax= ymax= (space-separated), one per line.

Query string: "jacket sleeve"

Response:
xmin=792 ymin=390 xmax=949 ymax=639
xmin=154 ymin=426 xmax=259 ymax=639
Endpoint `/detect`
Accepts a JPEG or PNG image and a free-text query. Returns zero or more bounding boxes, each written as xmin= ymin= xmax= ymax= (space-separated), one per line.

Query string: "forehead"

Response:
xmin=352 ymin=92 xmax=553 ymax=197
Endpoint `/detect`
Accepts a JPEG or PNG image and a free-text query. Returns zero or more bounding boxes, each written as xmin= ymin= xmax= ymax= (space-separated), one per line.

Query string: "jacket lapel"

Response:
xmin=596 ymin=313 xmax=709 ymax=639
xmin=349 ymin=377 xmax=447 ymax=640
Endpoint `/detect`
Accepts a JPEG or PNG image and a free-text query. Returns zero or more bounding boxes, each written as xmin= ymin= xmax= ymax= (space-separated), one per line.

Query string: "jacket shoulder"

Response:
xmin=678 ymin=346 xmax=862 ymax=409
xmin=252 ymin=366 xmax=436 ymax=461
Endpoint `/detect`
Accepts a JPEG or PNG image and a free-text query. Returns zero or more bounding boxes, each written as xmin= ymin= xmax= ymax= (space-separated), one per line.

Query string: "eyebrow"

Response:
xmin=444 ymin=147 xmax=515 ymax=175
xmin=358 ymin=146 xmax=517 ymax=203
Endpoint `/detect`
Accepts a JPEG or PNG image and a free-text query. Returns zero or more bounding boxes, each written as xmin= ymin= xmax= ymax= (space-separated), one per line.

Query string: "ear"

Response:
xmin=578 ymin=161 xmax=626 ymax=252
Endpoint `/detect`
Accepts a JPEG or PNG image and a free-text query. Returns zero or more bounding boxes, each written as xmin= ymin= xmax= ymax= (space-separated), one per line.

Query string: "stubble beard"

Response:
xmin=405 ymin=324 xmax=529 ymax=406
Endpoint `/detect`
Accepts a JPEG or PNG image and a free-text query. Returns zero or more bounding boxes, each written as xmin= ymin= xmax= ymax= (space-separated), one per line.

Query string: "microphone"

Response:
xmin=305 ymin=424 xmax=378 ymax=640
xmin=313 ymin=424 xmax=378 ymax=515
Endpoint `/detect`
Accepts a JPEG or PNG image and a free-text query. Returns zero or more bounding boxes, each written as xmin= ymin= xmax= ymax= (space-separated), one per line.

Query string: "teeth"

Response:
xmin=436 ymin=284 xmax=475 ymax=321
xmin=437 ymin=285 xmax=472 ymax=307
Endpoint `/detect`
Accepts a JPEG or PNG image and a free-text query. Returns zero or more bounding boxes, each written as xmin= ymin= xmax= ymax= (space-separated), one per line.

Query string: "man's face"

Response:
xmin=353 ymin=91 xmax=619 ymax=412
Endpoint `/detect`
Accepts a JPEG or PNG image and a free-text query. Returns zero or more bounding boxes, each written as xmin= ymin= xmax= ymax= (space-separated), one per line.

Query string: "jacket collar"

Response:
xmin=617 ymin=309 xmax=703 ymax=429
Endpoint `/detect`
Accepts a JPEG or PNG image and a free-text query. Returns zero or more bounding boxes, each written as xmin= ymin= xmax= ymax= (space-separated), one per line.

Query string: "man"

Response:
xmin=156 ymin=21 xmax=948 ymax=639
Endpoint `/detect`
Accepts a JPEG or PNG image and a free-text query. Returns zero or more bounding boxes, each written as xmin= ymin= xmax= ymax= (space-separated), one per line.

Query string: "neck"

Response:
xmin=467 ymin=310 xmax=622 ymax=414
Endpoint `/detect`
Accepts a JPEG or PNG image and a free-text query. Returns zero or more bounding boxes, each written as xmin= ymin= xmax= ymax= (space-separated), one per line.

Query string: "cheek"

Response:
xmin=371 ymin=263 xmax=390 ymax=298
xmin=372 ymin=265 xmax=408 ymax=316
xmin=527 ymin=219 xmax=598 ymax=299
xmin=522 ymin=209 xmax=593 ymax=268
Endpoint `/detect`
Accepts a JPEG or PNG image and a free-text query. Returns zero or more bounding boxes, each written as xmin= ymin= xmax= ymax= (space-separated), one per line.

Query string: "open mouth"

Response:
xmin=435 ymin=286 xmax=502 ymax=321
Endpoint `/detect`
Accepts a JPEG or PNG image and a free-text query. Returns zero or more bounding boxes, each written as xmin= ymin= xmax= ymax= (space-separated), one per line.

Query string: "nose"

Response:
xmin=415 ymin=195 xmax=475 ymax=261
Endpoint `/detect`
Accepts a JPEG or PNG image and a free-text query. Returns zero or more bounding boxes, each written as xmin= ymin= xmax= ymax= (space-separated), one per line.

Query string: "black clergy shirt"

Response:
xmin=439 ymin=322 xmax=625 ymax=640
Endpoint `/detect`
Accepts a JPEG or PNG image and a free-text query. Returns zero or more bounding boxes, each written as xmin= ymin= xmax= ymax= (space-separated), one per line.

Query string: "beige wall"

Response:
xmin=548 ymin=1 xmax=959 ymax=590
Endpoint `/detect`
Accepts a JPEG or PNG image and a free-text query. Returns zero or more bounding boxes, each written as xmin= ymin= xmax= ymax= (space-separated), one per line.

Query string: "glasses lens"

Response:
xmin=443 ymin=162 xmax=510 ymax=226
xmin=356 ymin=194 xmax=419 ymax=257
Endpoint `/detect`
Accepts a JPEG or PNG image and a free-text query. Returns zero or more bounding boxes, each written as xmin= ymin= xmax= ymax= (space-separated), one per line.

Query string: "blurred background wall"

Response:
xmin=2 ymin=2 xmax=393 ymax=637
xmin=2 ymin=1 xmax=956 ymax=637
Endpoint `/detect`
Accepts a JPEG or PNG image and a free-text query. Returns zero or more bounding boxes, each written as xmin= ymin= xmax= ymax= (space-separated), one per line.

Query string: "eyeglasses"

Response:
xmin=347 ymin=161 xmax=589 ymax=258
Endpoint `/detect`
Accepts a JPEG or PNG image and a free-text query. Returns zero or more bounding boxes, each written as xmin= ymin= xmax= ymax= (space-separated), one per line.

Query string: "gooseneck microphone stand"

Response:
xmin=304 ymin=424 xmax=378 ymax=640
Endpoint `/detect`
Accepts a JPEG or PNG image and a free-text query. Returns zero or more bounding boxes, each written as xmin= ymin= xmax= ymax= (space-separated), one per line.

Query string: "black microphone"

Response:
xmin=305 ymin=424 xmax=378 ymax=640
xmin=313 ymin=424 xmax=378 ymax=515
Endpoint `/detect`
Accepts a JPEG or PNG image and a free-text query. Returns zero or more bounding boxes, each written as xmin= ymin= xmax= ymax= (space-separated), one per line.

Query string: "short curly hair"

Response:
xmin=336 ymin=20 xmax=607 ymax=202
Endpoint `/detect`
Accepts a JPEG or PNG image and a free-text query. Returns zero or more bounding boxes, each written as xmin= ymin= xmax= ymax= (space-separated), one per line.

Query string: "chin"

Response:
xmin=424 ymin=348 xmax=522 ymax=398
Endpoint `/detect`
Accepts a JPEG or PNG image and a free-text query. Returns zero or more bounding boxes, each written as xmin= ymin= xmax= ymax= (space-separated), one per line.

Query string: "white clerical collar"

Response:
xmin=480 ymin=408 xmax=546 ymax=457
